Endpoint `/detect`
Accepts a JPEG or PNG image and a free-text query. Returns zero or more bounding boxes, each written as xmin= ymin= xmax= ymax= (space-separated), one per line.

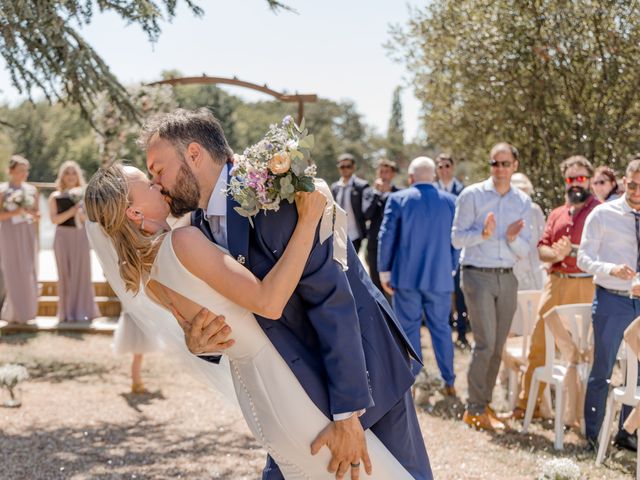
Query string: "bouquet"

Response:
xmin=68 ymin=186 xmax=85 ymax=205
xmin=0 ymin=364 xmax=29 ymax=407
xmin=2 ymin=187 xmax=35 ymax=211
xmin=227 ymin=115 xmax=316 ymax=221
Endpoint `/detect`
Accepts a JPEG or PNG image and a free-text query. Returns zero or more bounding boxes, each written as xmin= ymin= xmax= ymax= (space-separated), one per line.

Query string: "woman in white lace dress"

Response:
xmin=84 ymin=164 xmax=412 ymax=479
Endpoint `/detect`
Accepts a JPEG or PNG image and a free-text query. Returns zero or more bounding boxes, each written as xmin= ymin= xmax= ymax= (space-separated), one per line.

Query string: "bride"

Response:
xmin=84 ymin=163 xmax=413 ymax=479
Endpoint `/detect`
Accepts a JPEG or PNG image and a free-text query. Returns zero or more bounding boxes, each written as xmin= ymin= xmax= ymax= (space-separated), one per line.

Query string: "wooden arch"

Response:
xmin=148 ymin=75 xmax=317 ymax=124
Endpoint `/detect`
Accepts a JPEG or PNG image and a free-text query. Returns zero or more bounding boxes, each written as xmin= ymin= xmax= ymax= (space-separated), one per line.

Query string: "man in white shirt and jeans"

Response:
xmin=578 ymin=158 xmax=640 ymax=452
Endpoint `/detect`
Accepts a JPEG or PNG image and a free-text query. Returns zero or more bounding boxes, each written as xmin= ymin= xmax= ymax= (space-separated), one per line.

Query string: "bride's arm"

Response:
xmin=173 ymin=191 xmax=326 ymax=319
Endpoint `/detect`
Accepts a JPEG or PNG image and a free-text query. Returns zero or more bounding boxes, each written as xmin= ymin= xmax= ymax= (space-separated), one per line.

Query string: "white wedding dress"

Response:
xmin=149 ymin=232 xmax=412 ymax=479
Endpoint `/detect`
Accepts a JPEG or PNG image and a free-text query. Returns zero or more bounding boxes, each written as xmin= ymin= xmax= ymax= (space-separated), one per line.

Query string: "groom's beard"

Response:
xmin=163 ymin=162 xmax=201 ymax=217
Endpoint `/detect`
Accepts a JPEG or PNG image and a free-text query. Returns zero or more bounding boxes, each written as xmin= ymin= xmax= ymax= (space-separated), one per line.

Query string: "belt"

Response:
xmin=551 ymin=272 xmax=593 ymax=279
xmin=598 ymin=285 xmax=640 ymax=299
xmin=463 ymin=265 xmax=513 ymax=274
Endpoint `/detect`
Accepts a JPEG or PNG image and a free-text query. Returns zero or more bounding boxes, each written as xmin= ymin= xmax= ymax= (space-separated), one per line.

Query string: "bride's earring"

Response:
xmin=140 ymin=213 xmax=145 ymax=231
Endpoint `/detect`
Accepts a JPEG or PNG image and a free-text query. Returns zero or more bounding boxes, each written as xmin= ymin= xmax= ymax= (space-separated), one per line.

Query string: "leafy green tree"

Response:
xmin=389 ymin=1 xmax=640 ymax=209
xmin=0 ymin=0 xmax=290 ymax=127
xmin=386 ymin=86 xmax=405 ymax=167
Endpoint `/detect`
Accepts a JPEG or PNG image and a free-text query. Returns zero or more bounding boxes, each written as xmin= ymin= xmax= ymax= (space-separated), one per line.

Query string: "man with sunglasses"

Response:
xmin=331 ymin=153 xmax=369 ymax=253
xmin=512 ymin=155 xmax=599 ymax=421
xmin=435 ymin=153 xmax=469 ymax=350
xmin=452 ymin=142 xmax=532 ymax=430
xmin=579 ymin=158 xmax=640 ymax=453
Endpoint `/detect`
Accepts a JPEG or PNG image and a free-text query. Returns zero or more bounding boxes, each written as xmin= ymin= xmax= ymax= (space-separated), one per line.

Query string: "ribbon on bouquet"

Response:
xmin=313 ymin=179 xmax=349 ymax=272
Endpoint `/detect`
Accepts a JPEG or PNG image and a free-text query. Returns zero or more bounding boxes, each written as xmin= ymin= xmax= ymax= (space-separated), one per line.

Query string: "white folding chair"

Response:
xmin=503 ymin=290 xmax=542 ymax=409
xmin=596 ymin=341 xmax=640 ymax=477
xmin=522 ymin=303 xmax=593 ymax=450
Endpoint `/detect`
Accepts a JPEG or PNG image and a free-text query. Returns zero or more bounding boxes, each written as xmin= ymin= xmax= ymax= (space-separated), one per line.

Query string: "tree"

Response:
xmin=386 ymin=86 xmax=405 ymax=166
xmin=389 ymin=1 xmax=640 ymax=209
xmin=0 ymin=0 xmax=291 ymax=128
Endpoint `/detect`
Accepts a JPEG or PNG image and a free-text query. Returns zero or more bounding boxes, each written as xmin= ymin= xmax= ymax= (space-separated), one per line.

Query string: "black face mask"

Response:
xmin=567 ymin=186 xmax=591 ymax=205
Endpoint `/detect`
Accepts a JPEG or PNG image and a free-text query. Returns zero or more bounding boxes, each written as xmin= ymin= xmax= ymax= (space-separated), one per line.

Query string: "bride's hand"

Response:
xmin=295 ymin=190 xmax=327 ymax=226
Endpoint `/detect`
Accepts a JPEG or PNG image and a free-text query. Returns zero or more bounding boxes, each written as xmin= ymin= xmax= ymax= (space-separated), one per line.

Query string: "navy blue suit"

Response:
xmin=378 ymin=183 xmax=458 ymax=383
xmin=192 ymin=172 xmax=432 ymax=480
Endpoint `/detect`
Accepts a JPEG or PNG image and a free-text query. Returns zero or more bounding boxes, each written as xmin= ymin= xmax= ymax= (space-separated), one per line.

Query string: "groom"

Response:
xmin=139 ymin=108 xmax=432 ymax=480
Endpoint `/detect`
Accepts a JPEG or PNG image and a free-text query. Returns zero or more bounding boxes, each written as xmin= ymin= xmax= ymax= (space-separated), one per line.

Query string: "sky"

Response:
xmin=0 ymin=0 xmax=423 ymax=140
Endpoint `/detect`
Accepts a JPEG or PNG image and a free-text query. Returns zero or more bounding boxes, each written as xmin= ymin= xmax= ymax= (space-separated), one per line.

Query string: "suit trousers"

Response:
xmin=393 ymin=289 xmax=455 ymax=383
xmin=517 ymin=275 xmax=595 ymax=411
xmin=584 ymin=287 xmax=640 ymax=440
xmin=451 ymin=265 xmax=468 ymax=338
xmin=461 ymin=268 xmax=518 ymax=414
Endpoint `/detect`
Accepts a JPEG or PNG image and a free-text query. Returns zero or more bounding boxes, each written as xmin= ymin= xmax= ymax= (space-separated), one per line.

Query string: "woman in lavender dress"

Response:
xmin=0 ymin=155 xmax=39 ymax=324
xmin=49 ymin=161 xmax=100 ymax=322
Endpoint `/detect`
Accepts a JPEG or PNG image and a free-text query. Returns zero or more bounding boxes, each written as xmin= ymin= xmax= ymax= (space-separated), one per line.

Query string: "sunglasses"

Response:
xmin=627 ymin=181 xmax=640 ymax=191
xmin=437 ymin=164 xmax=452 ymax=169
xmin=565 ymin=176 xmax=590 ymax=184
xmin=592 ymin=180 xmax=609 ymax=186
xmin=338 ymin=164 xmax=354 ymax=170
xmin=489 ymin=160 xmax=512 ymax=168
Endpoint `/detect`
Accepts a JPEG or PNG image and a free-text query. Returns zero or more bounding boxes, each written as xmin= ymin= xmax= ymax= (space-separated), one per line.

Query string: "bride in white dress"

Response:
xmin=84 ymin=164 xmax=412 ymax=480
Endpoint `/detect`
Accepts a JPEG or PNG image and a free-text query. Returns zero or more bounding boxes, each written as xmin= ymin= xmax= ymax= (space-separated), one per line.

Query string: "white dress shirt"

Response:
xmin=578 ymin=196 xmax=638 ymax=291
xmin=437 ymin=179 xmax=455 ymax=193
xmin=205 ymin=164 xmax=229 ymax=249
xmin=336 ymin=176 xmax=361 ymax=240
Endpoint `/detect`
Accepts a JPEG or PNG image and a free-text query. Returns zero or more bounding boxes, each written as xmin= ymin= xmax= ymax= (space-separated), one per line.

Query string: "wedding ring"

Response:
xmin=350 ymin=463 xmax=360 ymax=468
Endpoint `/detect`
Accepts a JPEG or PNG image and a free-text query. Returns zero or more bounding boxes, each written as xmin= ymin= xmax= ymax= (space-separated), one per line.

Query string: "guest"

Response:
xmin=435 ymin=153 xmax=465 ymax=195
xmin=363 ymin=158 xmax=399 ymax=294
xmin=331 ymin=153 xmax=369 ymax=253
xmin=452 ymin=142 xmax=531 ymax=430
xmin=435 ymin=153 xmax=469 ymax=349
xmin=591 ymin=165 xmax=622 ymax=203
xmin=512 ymin=156 xmax=599 ymax=419
xmin=0 ymin=155 xmax=39 ymax=324
xmin=578 ymin=158 xmax=640 ymax=452
xmin=113 ymin=309 xmax=163 ymax=394
xmin=379 ymin=156 xmax=458 ymax=394
xmin=49 ymin=161 xmax=100 ymax=322
xmin=511 ymin=173 xmax=546 ymax=290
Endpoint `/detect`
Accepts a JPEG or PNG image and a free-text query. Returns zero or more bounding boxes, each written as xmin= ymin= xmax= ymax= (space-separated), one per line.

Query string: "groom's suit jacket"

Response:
xmin=191 ymin=171 xmax=418 ymax=428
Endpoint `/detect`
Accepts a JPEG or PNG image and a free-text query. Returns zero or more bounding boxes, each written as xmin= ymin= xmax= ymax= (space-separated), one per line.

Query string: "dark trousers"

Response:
xmin=262 ymin=390 xmax=433 ymax=479
xmin=351 ymin=237 xmax=363 ymax=254
xmin=450 ymin=265 xmax=468 ymax=338
xmin=584 ymin=287 xmax=640 ymax=440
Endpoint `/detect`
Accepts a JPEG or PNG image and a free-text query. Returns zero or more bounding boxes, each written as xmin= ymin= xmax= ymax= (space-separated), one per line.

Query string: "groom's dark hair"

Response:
xmin=138 ymin=108 xmax=233 ymax=165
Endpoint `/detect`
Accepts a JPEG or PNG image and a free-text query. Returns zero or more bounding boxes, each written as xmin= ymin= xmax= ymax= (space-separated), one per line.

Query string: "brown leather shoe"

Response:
xmin=510 ymin=406 xmax=541 ymax=421
xmin=486 ymin=406 xmax=510 ymax=422
xmin=442 ymin=385 xmax=457 ymax=397
xmin=463 ymin=410 xmax=504 ymax=431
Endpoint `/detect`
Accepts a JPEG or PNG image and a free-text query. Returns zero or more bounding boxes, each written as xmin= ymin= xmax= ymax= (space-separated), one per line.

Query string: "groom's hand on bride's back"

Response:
xmin=169 ymin=305 xmax=235 ymax=355
xmin=310 ymin=415 xmax=372 ymax=480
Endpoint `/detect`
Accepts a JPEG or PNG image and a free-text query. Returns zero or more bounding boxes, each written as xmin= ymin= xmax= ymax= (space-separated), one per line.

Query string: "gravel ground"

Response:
xmin=0 ymin=331 xmax=635 ymax=479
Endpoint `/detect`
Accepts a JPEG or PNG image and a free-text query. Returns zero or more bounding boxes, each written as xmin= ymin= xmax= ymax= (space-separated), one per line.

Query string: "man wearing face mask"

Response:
xmin=579 ymin=157 xmax=640 ymax=453
xmin=511 ymin=155 xmax=600 ymax=420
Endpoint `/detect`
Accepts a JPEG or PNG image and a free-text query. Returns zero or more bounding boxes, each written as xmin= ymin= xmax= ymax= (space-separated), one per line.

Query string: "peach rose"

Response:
xmin=269 ymin=152 xmax=291 ymax=174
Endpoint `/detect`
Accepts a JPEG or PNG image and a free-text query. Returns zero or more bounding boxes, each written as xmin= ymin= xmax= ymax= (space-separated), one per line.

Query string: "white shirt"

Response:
xmin=205 ymin=164 xmax=229 ymax=249
xmin=578 ymin=196 xmax=638 ymax=291
xmin=438 ymin=179 xmax=455 ymax=193
xmin=336 ymin=176 xmax=361 ymax=240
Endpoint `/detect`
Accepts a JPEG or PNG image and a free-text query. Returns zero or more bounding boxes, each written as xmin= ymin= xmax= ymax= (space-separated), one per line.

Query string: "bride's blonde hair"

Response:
xmin=84 ymin=163 xmax=161 ymax=294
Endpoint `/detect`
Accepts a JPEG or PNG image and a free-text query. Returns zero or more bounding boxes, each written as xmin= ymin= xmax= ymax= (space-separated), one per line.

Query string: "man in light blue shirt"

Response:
xmin=452 ymin=142 xmax=532 ymax=431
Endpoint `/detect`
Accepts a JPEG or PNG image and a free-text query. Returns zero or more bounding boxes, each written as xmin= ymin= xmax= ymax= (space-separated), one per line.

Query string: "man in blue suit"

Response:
xmin=378 ymin=157 xmax=458 ymax=394
xmin=140 ymin=109 xmax=432 ymax=480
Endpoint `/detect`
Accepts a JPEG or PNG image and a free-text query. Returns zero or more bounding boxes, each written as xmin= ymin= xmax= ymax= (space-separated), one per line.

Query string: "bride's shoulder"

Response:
xmin=169 ymin=226 xmax=212 ymax=261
